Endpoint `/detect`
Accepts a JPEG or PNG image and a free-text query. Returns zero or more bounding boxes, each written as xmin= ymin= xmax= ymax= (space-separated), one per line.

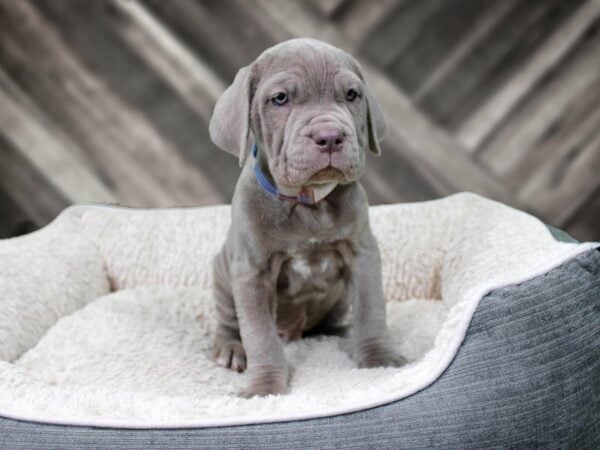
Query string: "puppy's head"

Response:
xmin=209 ymin=38 xmax=386 ymax=189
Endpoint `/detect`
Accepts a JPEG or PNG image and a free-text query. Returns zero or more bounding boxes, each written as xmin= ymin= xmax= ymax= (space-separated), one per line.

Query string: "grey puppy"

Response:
xmin=209 ymin=38 xmax=406 ymax=398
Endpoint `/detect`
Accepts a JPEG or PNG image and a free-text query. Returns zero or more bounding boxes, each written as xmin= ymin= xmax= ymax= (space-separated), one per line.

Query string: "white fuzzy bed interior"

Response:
xmin=0 ymin=193 xmax=583 ymax=427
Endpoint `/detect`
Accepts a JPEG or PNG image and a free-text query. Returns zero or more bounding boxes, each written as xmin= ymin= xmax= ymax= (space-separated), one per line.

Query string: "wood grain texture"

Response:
xmin=458 ymin=0 xmax=600 ymax=151
xmin=478 ymin=21 xmax=600 ymax=177
xmin=415 ymin=0 xmax=582 ymax=129
xmin=0 ymin=0 xmax=597 ymax=241
xmin=0 ymin=68 xmax=116 ymax=205
xmin=0 ymin=133 xmax=70 ymax=227
xmin=565 ymin=184 xmax=600 ymax=241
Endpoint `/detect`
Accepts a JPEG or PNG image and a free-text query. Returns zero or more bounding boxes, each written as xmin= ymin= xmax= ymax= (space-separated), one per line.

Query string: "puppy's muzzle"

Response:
xmin=312 ymin=127 xmax=345 ymax=154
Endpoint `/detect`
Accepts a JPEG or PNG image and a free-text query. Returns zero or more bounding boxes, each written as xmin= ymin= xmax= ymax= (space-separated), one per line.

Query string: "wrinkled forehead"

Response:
xmin=253 ymin=41 xmax=362 ymax=95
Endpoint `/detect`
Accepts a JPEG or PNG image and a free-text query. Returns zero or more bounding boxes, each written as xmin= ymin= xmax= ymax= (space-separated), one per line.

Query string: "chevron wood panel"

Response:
xmin=0 ymin=0 xmax=598 ymax=241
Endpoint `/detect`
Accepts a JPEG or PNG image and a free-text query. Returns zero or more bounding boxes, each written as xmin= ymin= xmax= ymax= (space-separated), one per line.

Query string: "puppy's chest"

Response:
xmin=276 ymin=246 xmax=345 ymax=301
xmin=274 ymin=245 xmax=347 ymax=341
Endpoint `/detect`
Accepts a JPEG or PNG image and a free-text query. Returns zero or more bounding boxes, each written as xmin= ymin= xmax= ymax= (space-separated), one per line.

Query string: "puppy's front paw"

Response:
xmin=356 ymin=337 xmax=407 ymax=368
xmin=213 ymin=340 xmax=247 ymax=372
xmin=241 ymin=366 xmax=289 ymax=398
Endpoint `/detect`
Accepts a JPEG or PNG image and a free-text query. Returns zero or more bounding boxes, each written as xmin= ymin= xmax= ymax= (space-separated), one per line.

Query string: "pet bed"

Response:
xmin=0 ymin=192 xmax=598 ymax=448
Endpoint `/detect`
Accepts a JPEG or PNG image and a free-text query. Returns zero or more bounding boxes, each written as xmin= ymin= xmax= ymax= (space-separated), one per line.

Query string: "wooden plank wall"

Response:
xmin=0 ymin=0 xmax=598 ymax=240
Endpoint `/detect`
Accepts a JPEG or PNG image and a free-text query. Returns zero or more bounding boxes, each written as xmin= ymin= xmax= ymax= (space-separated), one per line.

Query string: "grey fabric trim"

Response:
xmin=1 ymin=249 xmax=599 ymax=449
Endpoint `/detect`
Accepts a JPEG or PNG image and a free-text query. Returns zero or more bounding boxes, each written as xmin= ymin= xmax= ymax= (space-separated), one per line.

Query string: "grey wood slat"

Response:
xmin=458 ymin=0 xmax=600 ymax=151
xmin=417 ymin=0 xmax=582 ymax=130
xmin=34 ymin=0 xmax=236 ymax=201
xmin=412 ymin=0 xmax=516 ymax=103
xmin=358 ymin=0 xmax=445 ymax=69
xmin=307 ymin=0 xmax=349 ymax=18
xmin=0 ymin=0 xmax=221 ymax=207
xmin=564 ymin=184 xmax=600 ymax=242
xmin=516 ymin=106 xmax=600 ymax=226
xmin=142 ymin=0 xmax=284 ymax=81
xmin=335 ymin=0 xmax=402 ymax=49
xmin=0 ymin=132 xmax=71 ymax=227
xmin=478 ymin=22 xmax=600 ymax=179
xmin=387 ymin=0 xmax=493 ymax=96
xmin=503 ymin=76 xmax=600 ymax=190
xmin=0 ymin=187 xmax=32 ymax=239
xmin=0 ymin=0 xmax=595 ymax=243
xmin=250 ymin=0 xmax=520 ymax=206
xmin=358 ymin=142 xmax=438 ymax=205
xmin=0 ymin=68 xmax=117 ymax=205
xmin=112 ymin=0 xmax=225 ymax=119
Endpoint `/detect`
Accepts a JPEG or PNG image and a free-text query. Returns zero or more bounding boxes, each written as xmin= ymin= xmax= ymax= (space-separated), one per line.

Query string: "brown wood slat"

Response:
xmin=458 ymin=0 xmax=600 ymax=151
xmin=478 ymin=22 xmax=600 ymax=180
xmin=417 ymin=0 xmax=583 ymax=130
xmin=0 ymin=0 xmax=221 ymax=206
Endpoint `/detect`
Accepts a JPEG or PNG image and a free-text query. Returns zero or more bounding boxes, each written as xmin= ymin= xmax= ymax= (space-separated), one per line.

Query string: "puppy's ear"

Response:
xmin=209 ymin=65 xmax=254 ymax=167
xmin=365 ymin=87 xmax=387 ymax=156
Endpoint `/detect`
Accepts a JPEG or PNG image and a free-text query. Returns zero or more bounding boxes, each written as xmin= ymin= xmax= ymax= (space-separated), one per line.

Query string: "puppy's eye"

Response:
xmin=346 ymin=89 xmax=359 ymax=102
xmin=271 ymin=92 xmax=288 ymax=106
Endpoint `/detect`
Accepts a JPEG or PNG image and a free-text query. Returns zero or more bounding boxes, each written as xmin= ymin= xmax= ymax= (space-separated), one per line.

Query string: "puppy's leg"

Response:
xmin=213 ymin=326 xmax=246 ymax=373
xmin=350 ymin=229 xmax=407 ymax=368
xmin=232 ymin=270 xmax=288 ymax=398
xmin=213 ymin=253 xmax=246 ymax=372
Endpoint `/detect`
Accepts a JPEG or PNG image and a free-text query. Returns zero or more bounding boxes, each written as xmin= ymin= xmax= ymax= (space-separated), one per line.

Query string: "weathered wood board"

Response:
xmin=0 ymin=0 xmax=597 ymax=241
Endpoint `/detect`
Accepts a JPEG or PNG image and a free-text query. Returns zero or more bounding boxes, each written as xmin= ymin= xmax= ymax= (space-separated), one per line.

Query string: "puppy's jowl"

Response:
xmin=209 ymin=38 xmax=406 ymax=397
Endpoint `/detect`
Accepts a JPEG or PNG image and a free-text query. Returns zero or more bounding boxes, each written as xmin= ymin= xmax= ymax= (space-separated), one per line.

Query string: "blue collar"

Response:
xmin=252 ymin=143 xmax=336 ymax=205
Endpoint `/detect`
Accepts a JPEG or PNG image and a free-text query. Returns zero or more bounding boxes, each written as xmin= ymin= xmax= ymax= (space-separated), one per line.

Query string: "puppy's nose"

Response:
xmin=312 ymin=128 xmax=344 ymax=153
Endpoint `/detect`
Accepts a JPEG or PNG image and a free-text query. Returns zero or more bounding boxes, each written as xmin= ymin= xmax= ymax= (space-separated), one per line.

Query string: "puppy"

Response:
xmin=209 ymin=38 xmax=406 ymax=397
